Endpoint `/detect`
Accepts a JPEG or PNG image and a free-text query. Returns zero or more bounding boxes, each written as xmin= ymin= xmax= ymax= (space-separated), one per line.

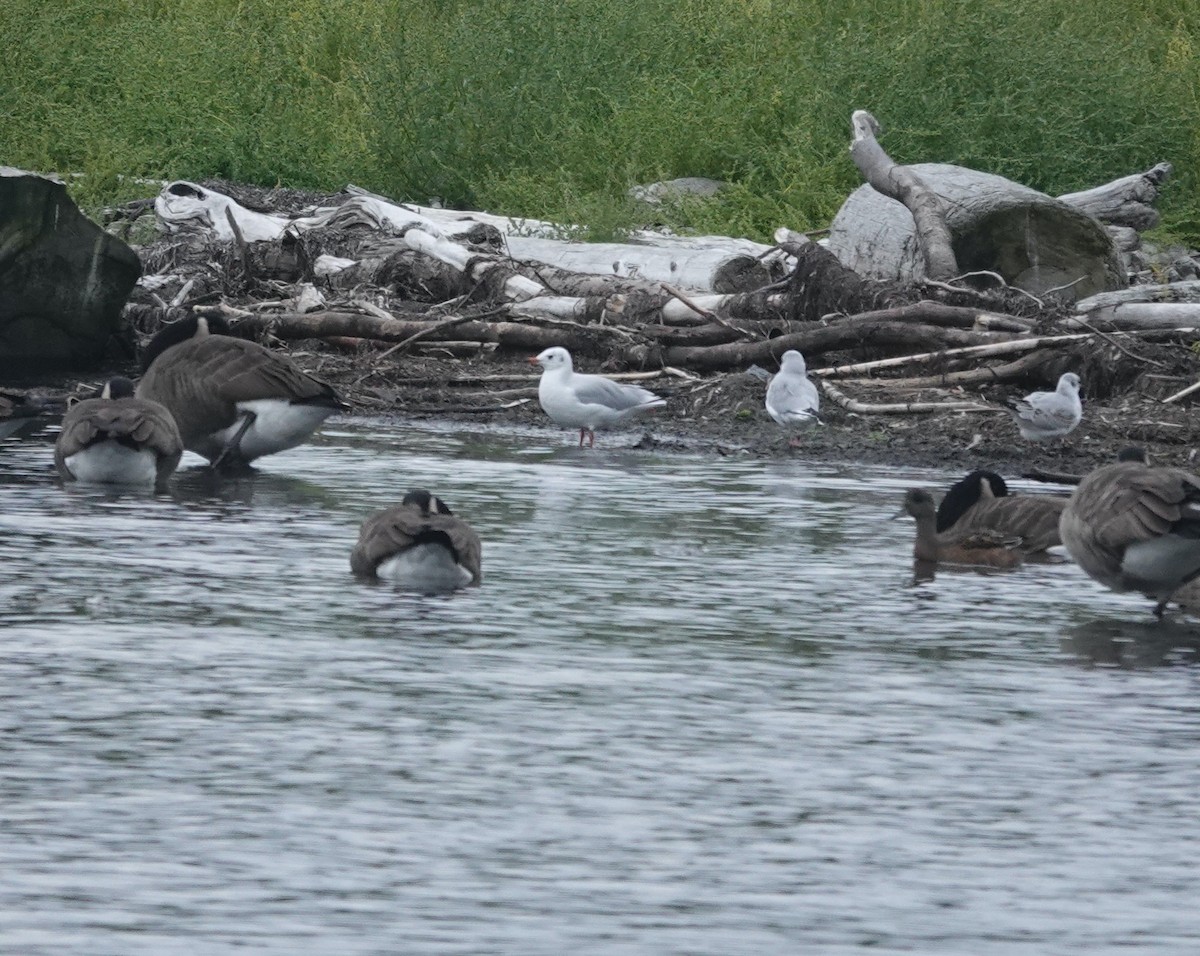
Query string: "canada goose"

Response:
xmin=936 ymin=470 xmax=1067 ymax=553
xmin=136 ymin=316 xmax=348 ymax=469
xmin=900 ymin=488 xmax=1024 ymax=568
xmin=351 ymin=489 xmax=482 ymax=591
xmin=1059 ymin=458 xmax=1200 ymax=616
xmin=765 ymin=349 xmax=822 ymax=445
xmin=528 ymin=346 xmax=665 ymax=447
xmin=54 ymin=377 xmax=183 ymax=487
xmin=1004 ymin=372 xmax=1083 ymax=441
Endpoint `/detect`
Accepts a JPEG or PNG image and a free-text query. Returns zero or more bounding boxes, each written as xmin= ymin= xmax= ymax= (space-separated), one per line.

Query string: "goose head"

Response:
xmin=101 ymin=377 xmax=137 ymax=400
xmin=402 ymin=489 xmax=454 ymax=516
xmin=936 ymin=470 xmax=1008 ymax=533
xmin=140 ymin=315 xmax=233 ymax=372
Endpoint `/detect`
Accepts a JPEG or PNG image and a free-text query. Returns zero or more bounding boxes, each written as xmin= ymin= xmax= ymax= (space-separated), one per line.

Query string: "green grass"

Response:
xmin=3 ymin=0 xmax=1197 ymax=243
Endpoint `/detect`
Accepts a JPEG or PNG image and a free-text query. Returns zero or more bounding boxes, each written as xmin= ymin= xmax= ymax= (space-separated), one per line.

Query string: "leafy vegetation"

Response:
xmin=3 ymin=0 xmax=1197 ymax=242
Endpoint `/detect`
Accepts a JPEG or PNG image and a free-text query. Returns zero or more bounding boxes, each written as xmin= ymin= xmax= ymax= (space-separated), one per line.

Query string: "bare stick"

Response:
xmin=819 ymin=380 xmax=994 ymax=415
xmin=1162 ymin=379 xmax=1200 ymax=405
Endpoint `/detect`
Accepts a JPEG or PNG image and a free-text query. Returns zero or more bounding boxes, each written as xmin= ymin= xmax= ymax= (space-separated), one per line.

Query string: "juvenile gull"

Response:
xmin=765 ymin=349 xmax=821 ymax=445
xmin=1005 ymin=372 xmax=1082 ymax=442
xmin=529 ymin=346 xmax=666 ymax=447
xmin=351 ymin=489 xmax=482 ymax=592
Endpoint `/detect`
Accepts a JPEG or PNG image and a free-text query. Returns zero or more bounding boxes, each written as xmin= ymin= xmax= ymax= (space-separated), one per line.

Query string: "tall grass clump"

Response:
xmin=2 ymin=0 xmax=1197 ymax=243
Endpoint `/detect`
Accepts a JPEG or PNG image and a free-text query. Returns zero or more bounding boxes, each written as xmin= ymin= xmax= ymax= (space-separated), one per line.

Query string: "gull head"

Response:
xmin=779 ymin=350 xmax=808 ymax=375
xmin=530 ymin=346 xmax=573 ymax=372
xmin=1058 ymin=372 xmax=1081 ymax=396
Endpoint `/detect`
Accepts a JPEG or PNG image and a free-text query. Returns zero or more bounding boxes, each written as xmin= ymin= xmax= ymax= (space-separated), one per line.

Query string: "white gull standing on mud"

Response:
xmin=765 ymin=349 xmax=822 ymax=446
xmin=529 ymin=346 xmax=666 ymax=447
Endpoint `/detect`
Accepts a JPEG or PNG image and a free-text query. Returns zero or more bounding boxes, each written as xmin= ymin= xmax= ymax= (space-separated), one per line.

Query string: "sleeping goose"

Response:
xmin=136 ymin=315 xmax=348 ymax=470
xmin=936 ymin=470 xmax=1067 ymax=554
xmin=1059 ymin=457 xmax=1200 ymax=616
xmin=529 ymin=346 xmax=665 ymax=447
xmin=54 ymin=377 xmax=183 ymax=487
xmin=900 ymin=488 xmax=1024 ymax=568
xmin=765 ymin=349 xmax=822 ymax=445
xmin=350 ymin=490 xmax=482 ymax=592
xmin=1004 ymin=372 xmax=1083 ymax=442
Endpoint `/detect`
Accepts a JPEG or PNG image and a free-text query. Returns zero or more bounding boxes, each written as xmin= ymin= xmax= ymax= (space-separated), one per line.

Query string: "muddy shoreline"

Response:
xmin=289 ymin=345 xmax=1200 ymax=480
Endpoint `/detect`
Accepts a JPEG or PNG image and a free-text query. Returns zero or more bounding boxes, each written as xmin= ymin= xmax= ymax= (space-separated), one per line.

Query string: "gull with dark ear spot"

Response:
xmin=1059 ymin=456 xmax=1200 ymax=616
xmin=54 ymin=377 xmax=183 ymax=487
xmin=936 ymin=469 xmax=1067 ymax=554
xmin=136 ymin=315 xmax=349 ymax=470
xmin=899 ymin=488 xmax=1024 ymax=568
xmin=351 ymin=490 xmax=482 ymax=592
xmin=765 ymin=349 xmax=822 ymax=446
xmin=1005 ymin=372 xmax=1083 ymax=442
xmin=529 ymin=346 xmax=665 ymax=448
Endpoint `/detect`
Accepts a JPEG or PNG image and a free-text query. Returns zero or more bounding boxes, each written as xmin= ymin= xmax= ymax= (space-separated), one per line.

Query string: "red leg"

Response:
xmin=578 ymin=428 xmax=586 ymax=447
xmin=587 ymin=429 xmax=595 ymax=448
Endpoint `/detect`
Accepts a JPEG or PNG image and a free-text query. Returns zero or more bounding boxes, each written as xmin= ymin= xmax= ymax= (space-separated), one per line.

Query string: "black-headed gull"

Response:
xmin=1060 ymin=456 xmax=1200 ymax=616
xmin=1004 ymin=372 xmax=1082 ymax=441
xmin=137 ymin=315 xmax=349 ymax=470
xmin=529 ymin=346 xmax=666 ymax=447
xmin=54 ymin=377 xmax=183 ymax=488
xmin=765 ymin=349 xmax=822 ymax=445
xmin=351 ymin=489 xmax=482 ymax=592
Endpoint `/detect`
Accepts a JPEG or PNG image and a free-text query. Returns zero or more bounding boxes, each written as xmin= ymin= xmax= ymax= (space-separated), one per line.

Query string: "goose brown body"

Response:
xmin=351 ymin=490 xmax=482 ymax=589
xmin=54 ymin=378 xmax=183 ymax=486
xmin=936 ymin=470 xmax=1066 ymax=554
xmin=1059 ymin=460 xmax=1200 ymax=614
xmin=137 ymin=317 xmax=347 ymax=466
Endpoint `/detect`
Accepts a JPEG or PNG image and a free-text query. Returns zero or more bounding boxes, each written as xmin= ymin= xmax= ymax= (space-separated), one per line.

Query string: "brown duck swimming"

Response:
xmin=902 ymin=488 xmax=1024 ymax=569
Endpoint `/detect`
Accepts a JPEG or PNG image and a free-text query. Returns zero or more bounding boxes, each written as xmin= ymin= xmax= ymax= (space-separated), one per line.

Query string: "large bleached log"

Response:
xmin=502 ymin=235 xmax=772 ymax=293
xmin=827 ymin=159 xmax=1126 ymax=302
xmin=1058 ymin=162 xmax=1172 ymax=231
xmin=154 ymin=181 xmax=777 ymax=295
xmin=0 ymin=167 xmax=141 ymax=370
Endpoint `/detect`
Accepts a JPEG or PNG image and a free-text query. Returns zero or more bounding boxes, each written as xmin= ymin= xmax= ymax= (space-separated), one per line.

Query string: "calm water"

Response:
xmin=2 ymin=420 xmax=1199 ymax=955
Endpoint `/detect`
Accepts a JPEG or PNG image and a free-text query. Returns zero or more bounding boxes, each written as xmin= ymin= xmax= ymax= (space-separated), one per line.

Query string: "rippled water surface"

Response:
xmin=3 ymin=420 xmax=1200 ymax=954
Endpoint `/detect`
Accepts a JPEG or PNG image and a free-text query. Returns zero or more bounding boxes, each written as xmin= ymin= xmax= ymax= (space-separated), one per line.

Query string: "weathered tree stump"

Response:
xmin=827 ymin=162 xmax=1126 ymax=302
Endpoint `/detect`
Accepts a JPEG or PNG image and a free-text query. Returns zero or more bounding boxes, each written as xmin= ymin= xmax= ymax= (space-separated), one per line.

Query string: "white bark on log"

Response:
xmin=402 ymin=230 xmax=545 ymax=301
xmin=1075 ymin=303 xmax=1200 ymax=329
xmin=502 ymin=236 xmax=772 ymax=293
xmin=828 ymin=162 xmax=1125 ymax=302
xmin=1075 ymin=280 xmax=1200 ymax=312
xmin=847 ymin=110 xmax=958 ymax=280
xmin=1057 ymin=162 xmax=1172 ymax=231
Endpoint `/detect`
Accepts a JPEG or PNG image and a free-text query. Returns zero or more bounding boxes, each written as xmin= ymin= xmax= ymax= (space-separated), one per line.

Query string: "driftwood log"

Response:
xmin=828 ymin=161 xmax=1127 ymax=302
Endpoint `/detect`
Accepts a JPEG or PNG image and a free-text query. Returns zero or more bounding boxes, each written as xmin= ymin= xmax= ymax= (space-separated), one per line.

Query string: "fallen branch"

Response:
xmin=848 ymin=110 xmax=958 ymax=279
xmin=819 ymin=379 xmax=994 ymax=414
